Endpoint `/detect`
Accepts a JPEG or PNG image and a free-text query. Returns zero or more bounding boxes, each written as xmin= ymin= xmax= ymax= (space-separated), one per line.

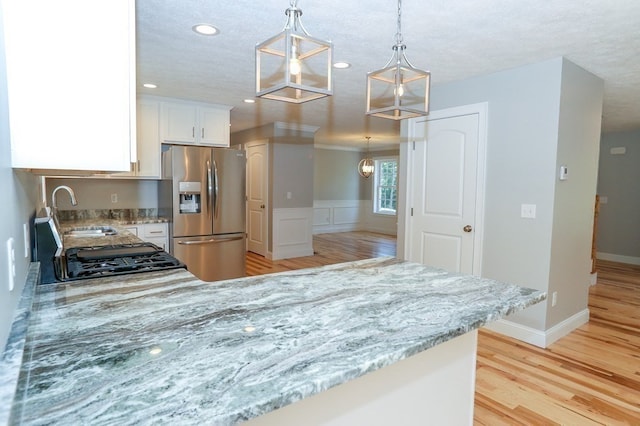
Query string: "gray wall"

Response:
xmin=547 ymin=60 xmax=604 ymax=327
xmin=426 ymin=57 xmax=603 ymax=332
xmin=45 ymin=178 xmax=159 ymax=210
xmin=314 ymin=149 xmax=362 ymax=200
xmin=271 ymin=139 xmax=315 ymax=209
xmin=314 ymin=147 xmax=401 ymax=202
xmin=596 ymin=129 xmax=640 ymax=258
xmin=0 ymin=2 xmax=40 ymax=349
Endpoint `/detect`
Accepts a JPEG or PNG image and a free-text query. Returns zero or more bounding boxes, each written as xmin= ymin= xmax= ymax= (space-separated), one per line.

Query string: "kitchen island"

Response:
xmin=5 ymin=257 xmax=545 ymax=425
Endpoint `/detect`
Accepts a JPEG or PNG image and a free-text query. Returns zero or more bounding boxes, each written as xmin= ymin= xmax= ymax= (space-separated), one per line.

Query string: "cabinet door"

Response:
xmin=143 ymin=223 xmax=169 ymax=251
xmin=4 ymin=0 xmax=135 ymax=171
xmin=161 ymin=103 xmax=197 ymax=144
xmin=199 ymin=107 xmax=230 ymax=147
xmin=136 ymin=100 xmax=161 ymax=178
xmin=123 ymin=226 xmax=140 ymax=236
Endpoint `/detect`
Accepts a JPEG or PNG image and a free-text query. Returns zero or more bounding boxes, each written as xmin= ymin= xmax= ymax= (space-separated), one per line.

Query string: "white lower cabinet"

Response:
xmin=124 ymin=223 xmax=168 ymax=251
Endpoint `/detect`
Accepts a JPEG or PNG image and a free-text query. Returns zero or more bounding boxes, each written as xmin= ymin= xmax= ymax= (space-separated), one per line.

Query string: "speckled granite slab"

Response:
xmin=57 ymin=208 xmax=169 ymax=224
xmin=0 ymin=264 xmax=39 ymax=426
xmin=58 ymin=223 xmax=143 ymax=250
xmin=7 ymin=257 xmax=545 ymax=425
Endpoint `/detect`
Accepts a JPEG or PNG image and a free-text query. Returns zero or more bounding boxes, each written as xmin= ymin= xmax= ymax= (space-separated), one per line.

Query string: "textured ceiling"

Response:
xmin=136 ymin=0 xmax=640 ymax=149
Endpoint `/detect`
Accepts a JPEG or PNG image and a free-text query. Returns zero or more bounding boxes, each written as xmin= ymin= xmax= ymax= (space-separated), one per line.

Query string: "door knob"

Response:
xmin=463 ymin=225 xmax=473 ymax=233
xmin=260 ymin=204 xmax=265 ymax=209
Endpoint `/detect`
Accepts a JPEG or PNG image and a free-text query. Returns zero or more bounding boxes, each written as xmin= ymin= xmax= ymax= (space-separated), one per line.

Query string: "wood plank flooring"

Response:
xmin=475 ymin=260 xmax=640 ymax=425
xmin=246 ymin=231 xmax=397 ymax=276
xmin=245 ymin=234 xmax=640 ymax=424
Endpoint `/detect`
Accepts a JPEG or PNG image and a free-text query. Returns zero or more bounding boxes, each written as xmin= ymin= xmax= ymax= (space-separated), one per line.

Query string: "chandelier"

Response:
xmin=366 ymin=0 xmax=430 ymax=120
xmin=358 ymin=137 xmax=375 ymax=178
xmin=255 ymin=0 xmax=333 ymax=103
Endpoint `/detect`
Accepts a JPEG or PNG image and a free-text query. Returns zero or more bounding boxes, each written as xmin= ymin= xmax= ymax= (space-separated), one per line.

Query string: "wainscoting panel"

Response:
xmin=313 ymin=200 xmax=363 ymax=234
xmin=313 ymin=200 xmax=397 ymax=236
xmin=272 ymin=208 xmax=314 ymax=260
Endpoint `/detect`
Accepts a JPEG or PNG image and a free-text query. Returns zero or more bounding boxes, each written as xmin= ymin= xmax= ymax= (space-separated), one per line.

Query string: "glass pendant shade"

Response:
xmin=358 ymin=157 xmax=375 ymax=178
xmin=366 ymin=0 xmax=430 ymax=120
xmin=256 ymin=1 xmax=333 ymax=104
xmin=358 ymin=136 xmax=375 ymax=178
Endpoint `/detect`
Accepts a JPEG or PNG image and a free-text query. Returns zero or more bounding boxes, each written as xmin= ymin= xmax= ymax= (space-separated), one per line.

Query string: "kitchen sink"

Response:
xmin=65 ymin=226 xmax=118 ymax=237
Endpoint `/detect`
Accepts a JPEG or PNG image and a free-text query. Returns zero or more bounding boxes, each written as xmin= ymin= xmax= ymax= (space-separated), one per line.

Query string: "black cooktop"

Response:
xmin=64 ymin=242 xmax=186 ymax=280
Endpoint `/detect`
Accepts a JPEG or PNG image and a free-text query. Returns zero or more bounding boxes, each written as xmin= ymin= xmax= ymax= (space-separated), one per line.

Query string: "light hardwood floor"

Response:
xmin=246 ymin=233 xmax=640 ymax=424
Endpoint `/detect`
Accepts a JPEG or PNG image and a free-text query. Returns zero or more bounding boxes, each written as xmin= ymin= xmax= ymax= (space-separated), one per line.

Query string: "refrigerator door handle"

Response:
xmin=212 ymin=159 xmax=220 ymax=220
xmin=177 ymin=235 xmax=244 ymax=245
xmin=206 ymin=160 xmax=212 ymax=220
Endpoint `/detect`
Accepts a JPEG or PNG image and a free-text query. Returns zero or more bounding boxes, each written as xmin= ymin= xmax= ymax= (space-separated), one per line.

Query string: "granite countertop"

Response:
xmin=4 ymin=257 xmax=545 ymax=425
xmin=57 ymin=210 xmax=171 ymax=249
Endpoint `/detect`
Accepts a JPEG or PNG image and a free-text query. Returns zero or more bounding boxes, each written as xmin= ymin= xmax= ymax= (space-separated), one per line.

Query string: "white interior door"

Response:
xmin=408 ymin=113 xmax=481 ymax=274
xmin=246 ymin=141 xmax=268 ymax=256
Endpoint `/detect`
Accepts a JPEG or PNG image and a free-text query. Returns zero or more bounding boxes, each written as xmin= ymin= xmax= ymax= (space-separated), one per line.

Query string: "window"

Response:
xmin=373 ymin=157 xmax=398 ymax=215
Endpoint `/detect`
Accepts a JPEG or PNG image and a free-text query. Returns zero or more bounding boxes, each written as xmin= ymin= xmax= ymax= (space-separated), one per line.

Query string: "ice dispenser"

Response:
xmin=178 ymin=181 xmax=202 ymax=214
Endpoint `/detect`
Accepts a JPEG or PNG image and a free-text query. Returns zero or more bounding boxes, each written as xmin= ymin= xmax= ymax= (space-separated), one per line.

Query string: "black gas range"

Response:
xmin=34 ymin=210 xmax=186 ymax=284
xmin=62 ymin=243 xmax=186 ymax=281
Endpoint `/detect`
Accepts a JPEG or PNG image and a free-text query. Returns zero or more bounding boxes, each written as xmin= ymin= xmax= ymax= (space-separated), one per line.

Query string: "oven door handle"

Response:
xmin=177 ymin=235 xmax=244 ymax=245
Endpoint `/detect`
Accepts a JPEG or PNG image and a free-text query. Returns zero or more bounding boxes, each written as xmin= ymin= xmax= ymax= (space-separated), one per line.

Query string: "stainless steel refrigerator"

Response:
xmin=160 ymin=145 xmax=246 ymax=281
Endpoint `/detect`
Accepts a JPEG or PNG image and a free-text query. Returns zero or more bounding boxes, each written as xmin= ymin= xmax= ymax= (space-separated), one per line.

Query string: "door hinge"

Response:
xmin=412 ymin=140 xmax=416 ymax=150
xmin=411 ymin=207 xmax=414 ymax=216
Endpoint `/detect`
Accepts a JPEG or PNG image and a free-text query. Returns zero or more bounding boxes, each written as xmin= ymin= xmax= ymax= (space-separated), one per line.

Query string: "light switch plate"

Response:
xmin=521 ymin=204 xmax=536 ymax=219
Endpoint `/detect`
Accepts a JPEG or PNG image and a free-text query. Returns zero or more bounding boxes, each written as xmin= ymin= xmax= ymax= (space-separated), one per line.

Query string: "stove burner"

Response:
xmin=64 ymin=243 xmax=186 ymax=281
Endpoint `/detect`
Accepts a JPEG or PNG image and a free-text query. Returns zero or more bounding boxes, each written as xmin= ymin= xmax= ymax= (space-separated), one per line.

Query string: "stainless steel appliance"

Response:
xmin=160 ymin=145 xmax=246 ymax=282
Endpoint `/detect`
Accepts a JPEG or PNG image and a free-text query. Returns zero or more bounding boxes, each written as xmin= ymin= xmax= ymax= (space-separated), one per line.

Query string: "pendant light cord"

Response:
xmin=395 ymin=0 xmax=403 ymax=45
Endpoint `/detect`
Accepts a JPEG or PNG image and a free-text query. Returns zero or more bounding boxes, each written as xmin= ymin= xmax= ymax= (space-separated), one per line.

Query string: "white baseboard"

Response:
xmin=597 ymin=252 xmax=640 ymax=265
xmin=313 ymin=224 xmax=363 ymax=234
xmin=483 ymin=309 xmax=589 ymax=348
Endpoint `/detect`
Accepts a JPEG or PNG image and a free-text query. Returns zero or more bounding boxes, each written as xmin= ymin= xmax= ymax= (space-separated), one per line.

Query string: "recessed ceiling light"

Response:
xmin=143 ymin=83 xmax=157 ymax=89
xmin=192 ymin=24 xmax=219 ymax=36
xmin=333 ymin=62 xmax=351 ymax=69
xmin=243 ymin=99 xmax=256 ymax=104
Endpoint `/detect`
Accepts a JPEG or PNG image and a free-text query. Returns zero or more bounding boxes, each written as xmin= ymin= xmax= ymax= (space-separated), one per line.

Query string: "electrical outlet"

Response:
xmin=551 ymin=291 xmax=557 ymax=307
xmin=6 ymin=237 xmax=16 ymax=291
xmin=521 ymin=204 xmax=536 ymax=219
xmin=111 ymin=193 xmax=118 ymax=203
xmin=23 ymin=223 xmax=30 ymax=258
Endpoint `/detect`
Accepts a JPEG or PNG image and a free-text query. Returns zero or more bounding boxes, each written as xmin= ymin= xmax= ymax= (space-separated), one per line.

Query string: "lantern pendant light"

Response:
xmin=256 ymin=0 xmax=333 ymax=103
xmin=358 ymin=137 xmax=375 ymax=178
xmin=366 ymin=0 xmax=430 ymax=120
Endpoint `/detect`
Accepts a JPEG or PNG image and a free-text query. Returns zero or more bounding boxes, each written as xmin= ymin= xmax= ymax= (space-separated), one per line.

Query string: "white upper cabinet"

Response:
xmin=3 ymin=0 xmax=136 ymax=172
xmin=199 ymin=107 xmax=231 ymax=146
xmin=161 ymin=103 xmax=199 ymax=144
xmin=160 ymin=100 xmax=231 ymax=147
xmin=135 ymin=100 xmax=161 ymax=178
xmin=115 ymin=98 xmax=161 ymax=179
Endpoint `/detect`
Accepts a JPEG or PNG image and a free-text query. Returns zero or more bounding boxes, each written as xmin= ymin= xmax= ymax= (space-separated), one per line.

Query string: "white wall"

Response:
xmin=0 ymin=2 xmax=40 ymax=350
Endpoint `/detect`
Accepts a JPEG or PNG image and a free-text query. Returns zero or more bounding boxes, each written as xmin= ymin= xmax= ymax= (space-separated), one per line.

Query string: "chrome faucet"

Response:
xmin=51 ymin=185 xmax=78 ymax=210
